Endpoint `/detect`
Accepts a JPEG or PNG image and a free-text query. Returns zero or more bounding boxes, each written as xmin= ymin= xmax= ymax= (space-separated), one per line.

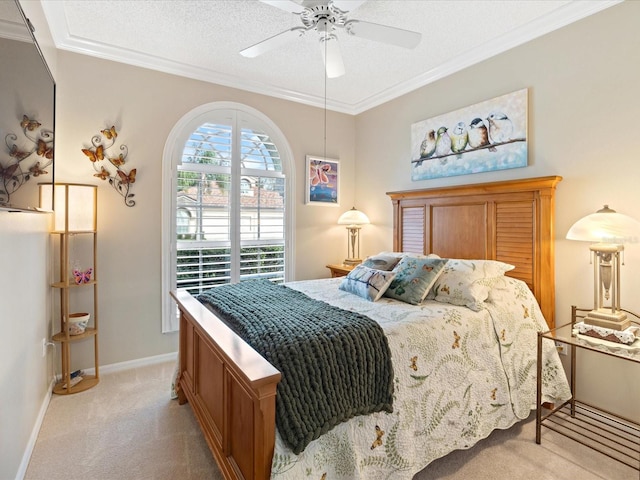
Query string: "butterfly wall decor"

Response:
xmin=81 ymin=125 xmax=137 ymax=207
xmin=1 ymin=115 xmax=54 ymax=205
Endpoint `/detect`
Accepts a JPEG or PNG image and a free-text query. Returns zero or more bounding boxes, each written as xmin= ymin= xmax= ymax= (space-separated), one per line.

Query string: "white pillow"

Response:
xmin=428 ymin=259 xmax=515 ymax=311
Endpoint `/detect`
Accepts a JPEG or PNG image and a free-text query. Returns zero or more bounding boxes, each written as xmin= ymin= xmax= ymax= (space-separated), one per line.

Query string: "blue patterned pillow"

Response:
xmin=384 ymin=257 xmax=448 ymax=305
xmin=339 ymin=265 xmax=397 ymax=301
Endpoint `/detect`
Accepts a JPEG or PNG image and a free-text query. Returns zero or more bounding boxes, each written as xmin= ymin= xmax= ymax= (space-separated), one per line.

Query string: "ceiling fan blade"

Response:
xmin=321 ymin=36 xmax=345 ymax=78
xmin=332 ymin=0 xmax=367 ymax=12
xmin=240 ymin=27 xmax=306 ymax=58
xmin=259 ymin=0 xmax=305 ymax=14
xmin=346 ymin=20 xmax=421 ymax=49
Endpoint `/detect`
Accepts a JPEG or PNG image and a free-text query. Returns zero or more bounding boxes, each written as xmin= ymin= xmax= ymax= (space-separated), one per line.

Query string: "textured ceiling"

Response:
xmin=40 ymin=0 xmax=619 ymax=114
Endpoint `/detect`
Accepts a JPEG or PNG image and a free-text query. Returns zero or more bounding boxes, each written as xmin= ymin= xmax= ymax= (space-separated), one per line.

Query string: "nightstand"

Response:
xmin=326 ymin=264 xmax=355 ymax=278
xmin=536 ymin=305 xmax=640 ymax=471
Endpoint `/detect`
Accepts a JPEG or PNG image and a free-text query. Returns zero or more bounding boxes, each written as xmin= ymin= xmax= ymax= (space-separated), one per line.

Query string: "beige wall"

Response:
xmin=53 ymin=50 xmax=356 ymax=368
xmin=1 ymin=3 xmax=56 ymax=478
xmin=355 ymin=1 xmax=640 ymax=420
xmin=0 ymin=212 xmax=51 ymax=480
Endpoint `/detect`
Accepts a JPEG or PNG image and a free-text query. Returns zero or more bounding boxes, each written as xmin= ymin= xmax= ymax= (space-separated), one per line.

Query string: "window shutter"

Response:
xmin=175 ymin=117 xmax=286 ymax=298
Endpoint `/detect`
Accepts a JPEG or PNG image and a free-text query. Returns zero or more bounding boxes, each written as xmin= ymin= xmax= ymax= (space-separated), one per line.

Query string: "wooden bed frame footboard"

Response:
xmin=170 ymin=289 xmax=281 ymax=480
xmin=170 ymin=176 xmax=562 ymax=480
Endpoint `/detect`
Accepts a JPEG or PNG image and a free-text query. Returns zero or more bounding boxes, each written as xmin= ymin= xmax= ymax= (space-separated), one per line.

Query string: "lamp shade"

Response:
xmin=337 ymin=207 xmax=370 ymax=226
xmin=566 ymin=205 xmax=640 ymax=244
xmin=39 ymin=183 xmax=97 ymax=232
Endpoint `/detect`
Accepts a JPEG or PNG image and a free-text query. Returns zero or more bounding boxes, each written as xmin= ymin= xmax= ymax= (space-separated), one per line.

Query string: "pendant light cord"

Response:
xmin=323 ymin=35 xmax=327 ymax=161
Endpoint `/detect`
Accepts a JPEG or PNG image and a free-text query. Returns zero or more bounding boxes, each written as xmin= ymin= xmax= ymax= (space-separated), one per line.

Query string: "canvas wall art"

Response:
xmin=306 ymin=155 xmax=339 ymax=205
xmin=411 ymin=88 xmax=528 ymax=181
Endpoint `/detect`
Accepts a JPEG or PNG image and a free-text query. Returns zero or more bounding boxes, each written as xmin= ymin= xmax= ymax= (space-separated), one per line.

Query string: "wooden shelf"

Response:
xmin=52 ymin=327 xmax=97 ymax=343
xmin=52 ymin=280 xmax=97 ymax=289
xmin=53 ymin=375 xmax=99 ymax=395
xmin=51 ymin=229 xmax=96 ymax=235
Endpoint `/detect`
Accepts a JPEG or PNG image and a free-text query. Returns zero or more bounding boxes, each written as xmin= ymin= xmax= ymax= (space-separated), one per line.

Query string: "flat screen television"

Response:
xmin=0 ymin=0 xmax=54 ymax=212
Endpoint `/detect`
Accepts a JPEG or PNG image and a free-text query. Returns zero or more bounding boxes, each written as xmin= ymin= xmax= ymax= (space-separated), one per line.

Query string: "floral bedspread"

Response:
xmin=269 ymin=277 xmax=570 ymax=480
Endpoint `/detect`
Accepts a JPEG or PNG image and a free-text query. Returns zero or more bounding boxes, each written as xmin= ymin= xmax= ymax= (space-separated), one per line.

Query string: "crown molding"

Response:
xmin=350 ymin=0 xmax=622 ymax=114
xmin=41 ymin=0 xmax=621 ymax=116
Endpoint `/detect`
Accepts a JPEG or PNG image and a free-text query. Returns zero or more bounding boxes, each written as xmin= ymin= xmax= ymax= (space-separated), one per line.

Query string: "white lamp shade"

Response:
xmin=566 ymin=205 xmax=640 ymax=244
xmin=337 ymin=207 xmax=370 ymax=226
xmin=40 ymin=183 xmax=97 ymax=232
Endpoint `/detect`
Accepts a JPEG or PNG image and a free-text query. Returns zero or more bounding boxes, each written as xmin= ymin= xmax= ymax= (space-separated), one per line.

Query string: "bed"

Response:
xmin=170 ymin=175 xmax=568 ymax=480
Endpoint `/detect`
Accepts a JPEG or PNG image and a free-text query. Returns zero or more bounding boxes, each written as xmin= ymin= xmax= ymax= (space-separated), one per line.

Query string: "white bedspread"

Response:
xmin=270 ymin=276 xmax=570 ymax=480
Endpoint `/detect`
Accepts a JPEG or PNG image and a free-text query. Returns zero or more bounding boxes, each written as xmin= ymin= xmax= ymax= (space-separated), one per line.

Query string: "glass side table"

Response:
xmin=536 ymin=306 xmax=640 ymax=472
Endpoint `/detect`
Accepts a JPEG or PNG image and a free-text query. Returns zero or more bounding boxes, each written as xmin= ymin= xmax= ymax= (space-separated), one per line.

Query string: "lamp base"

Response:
xmin=343 ymin=258 xmax=362 ymax=266
xmin=584 ymin=308 xmax=630 ymax=331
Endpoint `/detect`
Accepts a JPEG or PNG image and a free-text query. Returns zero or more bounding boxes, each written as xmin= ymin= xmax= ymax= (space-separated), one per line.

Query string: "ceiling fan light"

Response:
xmin=321 ymin=36 xmax=345 ymax=78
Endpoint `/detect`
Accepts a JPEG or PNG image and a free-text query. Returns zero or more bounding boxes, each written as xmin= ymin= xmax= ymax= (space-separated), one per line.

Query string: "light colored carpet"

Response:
xmin=25 ymin=361 xmax=637 ymax=480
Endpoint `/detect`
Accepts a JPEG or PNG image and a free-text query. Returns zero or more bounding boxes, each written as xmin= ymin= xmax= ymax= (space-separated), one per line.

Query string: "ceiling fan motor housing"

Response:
xmin=300 ymin=2 xmax=348 ymax=33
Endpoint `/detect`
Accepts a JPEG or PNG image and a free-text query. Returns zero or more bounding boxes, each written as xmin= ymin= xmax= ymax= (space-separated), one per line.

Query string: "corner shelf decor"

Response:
xmin=1 ymin=115 xmax=53 ymax=205
xmin=82 ymin=125 xmax=136 ymax=207
xmin=40 ymin=183 xmax=99 ymax=395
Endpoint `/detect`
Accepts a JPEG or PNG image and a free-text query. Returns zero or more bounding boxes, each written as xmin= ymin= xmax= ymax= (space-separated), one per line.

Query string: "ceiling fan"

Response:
xmin=240 ymin=0 xmax=422 ymax=78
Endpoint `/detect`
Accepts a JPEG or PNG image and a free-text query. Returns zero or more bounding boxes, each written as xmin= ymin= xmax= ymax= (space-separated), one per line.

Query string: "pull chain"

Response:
xmin=323 ymin=36 xmax=327 ymax=161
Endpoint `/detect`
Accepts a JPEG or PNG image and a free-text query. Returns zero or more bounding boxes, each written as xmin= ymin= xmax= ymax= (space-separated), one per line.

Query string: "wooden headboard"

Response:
xmin=387 ymin=176 xmax=562 ymax=328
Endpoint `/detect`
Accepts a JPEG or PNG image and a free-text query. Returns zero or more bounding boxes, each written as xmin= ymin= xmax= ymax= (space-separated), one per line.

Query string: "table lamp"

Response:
xmin=337 ymin=207 xmax=370 ymax=266
xmin=566 ymin=205 xmax=640 ymax=331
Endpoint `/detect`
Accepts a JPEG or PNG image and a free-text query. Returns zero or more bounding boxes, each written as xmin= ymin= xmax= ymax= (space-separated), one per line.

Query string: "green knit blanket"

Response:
xmin=198 ymin=280 xmax=394 ymax=454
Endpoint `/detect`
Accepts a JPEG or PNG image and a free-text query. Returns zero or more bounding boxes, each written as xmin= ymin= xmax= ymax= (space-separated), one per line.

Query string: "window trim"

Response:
xmin=161 ymin=102 xmax=295 ymax=333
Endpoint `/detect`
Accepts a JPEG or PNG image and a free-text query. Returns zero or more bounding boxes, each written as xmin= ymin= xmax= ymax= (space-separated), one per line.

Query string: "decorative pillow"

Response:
xmin=361 ymin=253 xmax=402 ymax=271
xmin=428 ymin=259 xmax=515 ymax=311
xmin=339 ymin=265 xmax=397 ymax=302
xmin=384 ymin=257 xmax=448 ymax=305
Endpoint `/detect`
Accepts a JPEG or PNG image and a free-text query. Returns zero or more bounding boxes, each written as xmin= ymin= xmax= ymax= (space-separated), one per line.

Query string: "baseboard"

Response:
xmin=84 ymin=351 xmax=178 ymax=376
xmin=15 ymin=378 xmax=55 ymax=480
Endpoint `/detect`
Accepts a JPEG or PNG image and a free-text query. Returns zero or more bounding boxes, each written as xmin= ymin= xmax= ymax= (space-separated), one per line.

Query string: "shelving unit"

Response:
xmin=41 ymin=183 xmax=99 ymax=395
xmin=536 ymin=306 xmax=640 ymax=471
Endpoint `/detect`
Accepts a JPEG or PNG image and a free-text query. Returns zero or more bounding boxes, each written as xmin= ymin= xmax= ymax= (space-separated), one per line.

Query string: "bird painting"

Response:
xmin=419 ymin=129 xmax=436 ymax=159
xmin=435 ymin=126 xmax=451 ymax=159
xmin=467 ymin=118 xmax=489 ymax=149
xmin=410 ymin=88 xmax=527 ymax=181
xmin=450 ymin=122 xmax=468 ymax=155
xmin=486 ymin=112 xmax=513 ymax=145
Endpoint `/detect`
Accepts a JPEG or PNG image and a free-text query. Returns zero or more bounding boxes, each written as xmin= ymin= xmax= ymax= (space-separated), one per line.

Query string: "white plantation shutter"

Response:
xmin=163 ymin=104 xmax=292 ymax=332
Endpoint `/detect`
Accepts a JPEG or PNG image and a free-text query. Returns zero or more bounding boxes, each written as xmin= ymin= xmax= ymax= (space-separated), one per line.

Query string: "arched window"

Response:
xmin=162 ymin=102 xmax=295 ymax=332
